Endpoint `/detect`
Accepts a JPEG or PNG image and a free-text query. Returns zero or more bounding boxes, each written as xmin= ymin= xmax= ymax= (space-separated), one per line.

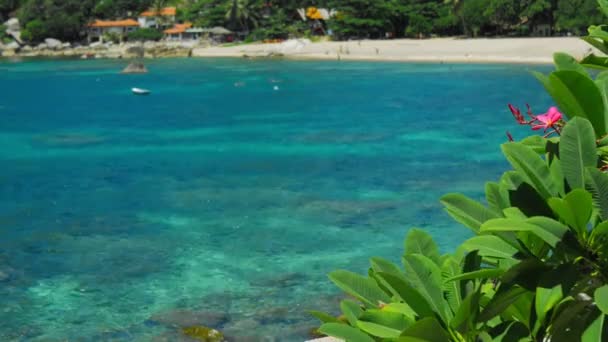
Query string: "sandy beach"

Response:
xmin=192 ymin=37 xmax=595 ymax=64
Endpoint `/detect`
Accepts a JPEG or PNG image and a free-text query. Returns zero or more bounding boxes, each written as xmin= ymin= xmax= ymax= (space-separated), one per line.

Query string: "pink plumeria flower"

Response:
xmin=532 ymin=107 xmax=562 ymax=132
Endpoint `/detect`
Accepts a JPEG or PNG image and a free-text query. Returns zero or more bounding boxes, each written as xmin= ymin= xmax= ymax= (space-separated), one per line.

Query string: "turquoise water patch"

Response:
xmin=0 ymin=58 xmax=551 ymax=340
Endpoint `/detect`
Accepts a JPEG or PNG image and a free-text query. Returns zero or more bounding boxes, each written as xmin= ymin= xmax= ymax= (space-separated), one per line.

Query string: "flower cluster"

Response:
xmin=507 ymin=104 xmax=564 ymax=140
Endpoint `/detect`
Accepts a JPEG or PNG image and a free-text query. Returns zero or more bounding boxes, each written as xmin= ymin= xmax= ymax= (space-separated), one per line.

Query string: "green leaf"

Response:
xmin=382 ymin=303 xmax=417 ymax=320
xmin=581 ymin=36 xmax=608 ymax=55
xmin=309 ymin=310 xmax=341 ymax=324
xmin=585 ymin=168 xmax=608 ymax=220
xmin=400 ymin=317 xmax=451 ymax=342
xmin=360 ymin=309 xmax=410 ymax=330
xmin=548 ymin=189 xmax=593 ymax=237
xmin=479 ymin=286 xmax=529 ymax=322
xmin=485 ymin=182 xmax=510 ymax=213
xmin=554 ymin=52 xmax=588 ymax=74
xmin=356 ymin=320 xmax=402 ymax=338
xmin=480 ymin=218 xmax=563 ymax=248
xmin=460 ymin=235 xmax=518 ymax=260
xmin=446 ymin=268 xmax=504 ymax=282
xmin=341 ymin=300 xmax=364 ymax=326
xmin=501 ymin=143 xmax=557 ymax=199
xmin=450 ymin=289 xmax=481 ymax=334
xmin=329 ymin=270 xmax=390 ymax=308
xmin=535 ymin=284 xmax=563 ymax=333
xmin=520 ymin=135 xmax=549 ymax=154
xmin=402 ymin=254 xmax=450 ymax=323
xmin=318 ymin=323 xmax=375 ymax=342
xmin=595 ymin=285 xmax=608 ymax=315
xmin=598 ymin=2 xmax=608 ymax=20
xmin=582 ymin=314 xmax=605 ymax=342
xmin=370 ymin=257 xmax=404 ymax=278
xmin=440 ymin=193 xmax=499 ymax=233
xmin=441 ymin=256 xmax=462 ymax=315
xmin=534 ymin=70 xmax=606 ymax=137
xmin=404 ymin=228 xmax=441 ymax=265
xmin=581 ymin=54 xmax=608 ymax=70
xmin=375 ymin=272 xmax=436 ymax=319
xmin=560 ymin=118 xmax=598 ymax=189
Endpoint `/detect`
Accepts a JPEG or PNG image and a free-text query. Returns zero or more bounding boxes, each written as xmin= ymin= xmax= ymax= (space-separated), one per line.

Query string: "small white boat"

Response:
xmin=132 ymin=88 xmax=150 ymax=95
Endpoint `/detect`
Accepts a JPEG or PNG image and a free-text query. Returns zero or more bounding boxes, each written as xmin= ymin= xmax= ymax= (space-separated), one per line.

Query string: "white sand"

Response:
xmin=192 ymin=37 xmax=594 ymax=64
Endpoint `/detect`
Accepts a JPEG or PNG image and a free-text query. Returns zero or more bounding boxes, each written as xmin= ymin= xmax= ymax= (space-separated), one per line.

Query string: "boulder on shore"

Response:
xmin=121 ymin=61 xmax=148 ymax=74
xmin=4 ymin=18 xmax=20 ymax=32
xmin=44 ymin=38 xmax=62 ymax=49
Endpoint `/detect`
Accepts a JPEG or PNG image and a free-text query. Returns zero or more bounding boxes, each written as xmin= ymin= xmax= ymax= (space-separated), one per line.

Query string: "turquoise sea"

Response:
xmin=0 ymin=58 xmax=550 ymax=341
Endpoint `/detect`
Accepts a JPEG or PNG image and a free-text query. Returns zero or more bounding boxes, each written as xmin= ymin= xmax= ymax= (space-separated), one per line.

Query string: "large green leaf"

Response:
xmin=585 ymin=168 xmax=608 ymax=220
xmin=460 ymin=235 xmax=518 ymax=260
xmin=400 ymin=317 xmax=451 ymax=342
xmin=440 ymin=193 xmax=499 ymax=233
xmin=356 ymin=321 xmax=402 ymax=338
xmin=485 ymin=182 xmax=510 ymax=214
xmin=450 ymin=289 xmax=481 ymax=334
xmin=581 ymin=54 xmax=608 ymax=70
xmin=535 ymin=284 xmax=563 ymax=334
xmin=441 ymin=256 xmax=462 ymax=315
xmin=534 ymin=70 xmax=606 ymax=137
xmin=501 ymin=143 xmax=557 ymax=199
xmin=370 ymin=257 xmax=404 ymax=278
xmin=375 ymin=272 xmax=436 ymax=319
xmin=478 ymin=286 xmax=529 ymax=322
xmin=360 ymin=309 xmax=410 ymax=331
xmin=341 ymin=300 xmax=364 ymax=326
xmin=318 ymin=323 xmax=375 ymax=342
xmin=582 ymin=314 xmax=605 ymax=342
xmin=554 ymin=52 xmax=588 ymax=74
xmin=404 ymin=229 xmax=441 ymax=265
xmin=309 ymin=310 xmax=341 ymax=324
xmin=446 ymin=268 xmax=505 ymax=282
xmin=560 ymin=118 xmax=598 ymax=189
xmin=480 ymin=218 xmax=563 ymax=248
xmin=595 ymin=285 xmax=608 ymax=315
xmin=403 ymin=254 xmax=450 ymax=323
xmin=548 ymin=189 xmax=593 ymax=237
xmin=582 ymin=36 xmax=608 ymax=56
xmin=382 ymin=303 xmax=417 ymax=320
xmin=329 ymin=270 xmax=390 ymax=308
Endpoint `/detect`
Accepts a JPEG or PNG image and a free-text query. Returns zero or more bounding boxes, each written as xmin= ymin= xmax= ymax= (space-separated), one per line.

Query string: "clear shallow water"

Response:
xmin=0 ymin=58 xmax=550 ymax=341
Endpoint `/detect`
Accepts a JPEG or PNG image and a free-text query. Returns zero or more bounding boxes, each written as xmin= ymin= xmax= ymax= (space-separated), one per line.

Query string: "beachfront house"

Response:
xmin=164 ymin=23 xmax=193 ymax=41
xmin=87 ymin=19 xmax=140 ymax=43
xmin=164 ymin=24 xmax=233 ymax=43
xmin=296 ymin=7 xmax=336 ymax=35
xmin=138 ymin=7 xmax=177 ymax=29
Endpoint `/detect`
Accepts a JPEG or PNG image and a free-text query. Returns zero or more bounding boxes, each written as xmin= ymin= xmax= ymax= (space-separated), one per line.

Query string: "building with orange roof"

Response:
xmin=138 ymin=7 xmax=177 ymax=29
xmin=87 ymin=19 xmax=140 ymax=43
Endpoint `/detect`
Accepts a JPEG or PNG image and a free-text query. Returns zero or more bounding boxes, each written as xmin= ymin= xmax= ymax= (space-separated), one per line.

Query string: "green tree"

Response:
xmin=18 ymin=0 xmax=96 ymax=42
xmin=0 ymin=0 xmax=21 ymax=22
xmin=555 ymin=0 xmax=604 ymax=34
xmin=226 ymin=0 xmax=259 ymax=32
xmin=327 ymin=0 xmax=390 ymax=39
xmin=182 ymin=0 xmax=228 ymax=28
xmin=445 ymin=0 xmax=467 ymax=36
xmin=93 ymin=0 xmax=153 ymax=19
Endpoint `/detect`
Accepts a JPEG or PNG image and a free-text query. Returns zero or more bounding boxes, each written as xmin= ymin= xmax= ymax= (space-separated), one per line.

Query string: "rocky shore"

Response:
xmin=0 ymin=40 xmax=199 ymax=59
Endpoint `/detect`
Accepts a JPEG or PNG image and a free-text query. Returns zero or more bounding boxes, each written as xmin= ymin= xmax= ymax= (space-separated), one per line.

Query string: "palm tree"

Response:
xmin=226 ymin=0 xmax=259 ymax=33
xmin=445 ymin=0 xmax=467 ymax=36
xmin=152 ymin=0 xmax=169 ymax=29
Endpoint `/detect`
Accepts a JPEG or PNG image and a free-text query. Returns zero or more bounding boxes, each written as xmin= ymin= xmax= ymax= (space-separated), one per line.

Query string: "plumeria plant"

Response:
xmin=311 ymin=1 xmax=608 ymax=341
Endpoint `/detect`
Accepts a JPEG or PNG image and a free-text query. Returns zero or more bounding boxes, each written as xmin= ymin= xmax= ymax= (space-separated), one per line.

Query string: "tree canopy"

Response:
xmin=5 ymin=0 xmax=607 ymax=43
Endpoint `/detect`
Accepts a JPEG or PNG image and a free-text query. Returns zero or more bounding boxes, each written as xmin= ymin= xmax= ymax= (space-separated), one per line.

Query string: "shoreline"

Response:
xmin=0 ymin=37 xmax=595 ymax=64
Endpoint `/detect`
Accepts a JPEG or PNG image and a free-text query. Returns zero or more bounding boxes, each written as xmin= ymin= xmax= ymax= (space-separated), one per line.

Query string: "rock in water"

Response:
xmin=121 ymin=62 xmax=148 ymax=74
xmin=149 ymin=309 xmax=230 ymax=328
